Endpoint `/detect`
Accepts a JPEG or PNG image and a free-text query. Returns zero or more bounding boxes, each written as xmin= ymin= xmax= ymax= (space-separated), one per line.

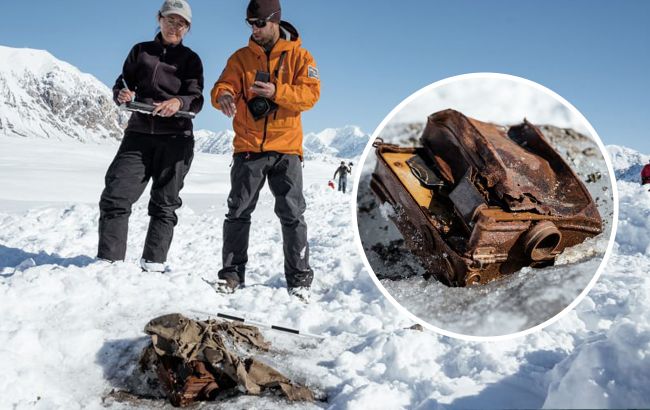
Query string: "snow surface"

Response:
xmin=1 ymin=133 xmax=649 ymax=409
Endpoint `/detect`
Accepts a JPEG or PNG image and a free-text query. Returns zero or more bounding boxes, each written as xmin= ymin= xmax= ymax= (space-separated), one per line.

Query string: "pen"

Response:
xmin=121 ymin=78 xmax=135 ymax=102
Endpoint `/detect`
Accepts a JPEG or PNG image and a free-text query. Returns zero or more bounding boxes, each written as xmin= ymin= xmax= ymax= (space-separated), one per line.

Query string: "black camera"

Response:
xmin=247 ymin=96 xmax=278 ymax=120
xmin=247 ymin=71 xmax=278 ymax=121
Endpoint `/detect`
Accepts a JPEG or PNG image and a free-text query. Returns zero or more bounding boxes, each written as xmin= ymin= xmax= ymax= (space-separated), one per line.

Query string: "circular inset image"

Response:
xmin=354 ymin=73 xmax=617 ymax=340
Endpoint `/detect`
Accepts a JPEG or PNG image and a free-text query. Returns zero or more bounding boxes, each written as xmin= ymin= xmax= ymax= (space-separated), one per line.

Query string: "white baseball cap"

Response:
xmin=160 ymin=0 xmax=192 ymax=24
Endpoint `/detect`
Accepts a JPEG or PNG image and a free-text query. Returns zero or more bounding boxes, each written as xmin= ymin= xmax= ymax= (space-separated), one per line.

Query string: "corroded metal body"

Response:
xmin=370 ymin=109 xmax=602 ymax=286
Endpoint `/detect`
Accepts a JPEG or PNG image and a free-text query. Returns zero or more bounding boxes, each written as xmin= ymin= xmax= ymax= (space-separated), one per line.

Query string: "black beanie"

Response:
xmin=247 ymin=0 xmax=281 ymax=23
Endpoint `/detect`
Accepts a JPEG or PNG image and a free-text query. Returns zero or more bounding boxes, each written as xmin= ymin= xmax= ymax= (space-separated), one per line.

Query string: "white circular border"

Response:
xmin=351 ymin=72 xmax=619 ymax=342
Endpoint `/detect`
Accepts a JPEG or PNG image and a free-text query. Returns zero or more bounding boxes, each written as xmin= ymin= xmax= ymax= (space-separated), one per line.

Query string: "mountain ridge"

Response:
xmin=0 ymin=45 xmax=129 ymax=143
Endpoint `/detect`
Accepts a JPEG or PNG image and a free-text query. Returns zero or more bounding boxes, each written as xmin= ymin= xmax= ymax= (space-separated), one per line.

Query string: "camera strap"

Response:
xmin=273 ymin=51 xmax=287 ymax=81
xmin=271 ymin=51 xmax=287 ymax=121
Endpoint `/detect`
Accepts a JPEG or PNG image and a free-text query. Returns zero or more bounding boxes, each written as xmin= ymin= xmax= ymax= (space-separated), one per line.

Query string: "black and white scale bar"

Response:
xmin=216 ymin=312 xmax=245 ymax=322
xmin=271 ymin=325 xmax=300 ymax=335
xmin=190 ymin=309 xmax=325 ymax=339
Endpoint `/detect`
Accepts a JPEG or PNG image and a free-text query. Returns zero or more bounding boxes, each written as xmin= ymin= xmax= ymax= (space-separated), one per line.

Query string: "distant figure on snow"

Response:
xmin=333 ymin=161 xmax=353 ymax=193
xmin=97 ymin=0 xmax=203 ymax=272
xmin=642 ymin=161 xmax=650 ymax=185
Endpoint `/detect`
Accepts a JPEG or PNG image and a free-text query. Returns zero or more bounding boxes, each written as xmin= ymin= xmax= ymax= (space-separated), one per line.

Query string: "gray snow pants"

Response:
xmin=218 ymin=152 xmax=313 ymax=289
xmin=338 ymin=175 xmax=348 ymax=193
xmin=97 ymin=132 xmax=194 ymax=263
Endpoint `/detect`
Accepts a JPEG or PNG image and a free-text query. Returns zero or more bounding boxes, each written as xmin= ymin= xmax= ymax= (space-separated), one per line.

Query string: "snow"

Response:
xmin=303 ymin=126 xmax=369 ymax=159
xmin=0 ymin=134 xmax=395 ymax=408
xmin=194 ymin=128 xmax=236 ymax=155
xmin=0 ymin=45 xmax=96 ymax=85
xmin=613 ymin=179 xmax=650 ymax=255
xmin=0 ymin=45 xmax=127 ymax=143
xmin=2 ymin=133 xmax=650 ymax=408
xmin=608 ymin=144 xmax=650 ymax=184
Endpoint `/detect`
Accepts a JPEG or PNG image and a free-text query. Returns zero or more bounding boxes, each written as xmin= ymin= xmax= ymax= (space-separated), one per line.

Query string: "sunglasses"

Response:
xmin=161 ymin=16 xmax=189 ymax=30
xmin=245 ymin=10 xmax=279 ymax=28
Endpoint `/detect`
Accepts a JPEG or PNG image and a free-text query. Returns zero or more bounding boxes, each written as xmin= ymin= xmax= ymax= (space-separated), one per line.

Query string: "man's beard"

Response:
xmin=254 ymin=35 xmax=274 ymax=49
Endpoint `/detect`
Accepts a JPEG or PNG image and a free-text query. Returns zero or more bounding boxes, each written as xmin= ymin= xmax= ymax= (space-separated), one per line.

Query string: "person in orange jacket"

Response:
xmin=210 ymin=0 xmax=320 ymax=302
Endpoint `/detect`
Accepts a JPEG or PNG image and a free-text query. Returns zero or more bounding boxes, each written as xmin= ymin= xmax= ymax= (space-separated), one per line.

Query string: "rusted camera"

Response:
xmin=370 ymin=109 xmax=602 ymax=286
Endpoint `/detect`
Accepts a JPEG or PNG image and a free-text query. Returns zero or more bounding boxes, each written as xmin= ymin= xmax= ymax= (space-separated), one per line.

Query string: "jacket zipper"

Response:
xmin=272 ymin=57 xmax=279 ymax=121
xmin=150 ymin=47 xmax=167 ymax=134
xmin=260 ymin=52 xmax=271 ymax=152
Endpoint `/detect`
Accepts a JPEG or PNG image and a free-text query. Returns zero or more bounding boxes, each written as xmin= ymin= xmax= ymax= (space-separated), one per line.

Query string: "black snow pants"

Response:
xmin=97 ymin=132 xmax=194 ymax=263
xmin=218 ymin=152 xmax=313 ymax=289
xmin=338 ymin=175 xmax=348 ymax=193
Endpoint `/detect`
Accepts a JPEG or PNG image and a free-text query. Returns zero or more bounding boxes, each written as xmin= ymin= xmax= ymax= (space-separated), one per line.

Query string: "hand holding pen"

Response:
xmin=117 ymin=78 xmax=136 ymax=104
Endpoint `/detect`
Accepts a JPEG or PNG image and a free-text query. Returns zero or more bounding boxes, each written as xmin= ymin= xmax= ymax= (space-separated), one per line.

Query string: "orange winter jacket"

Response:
xmin=211 ymin=22 xmax=320 ymax=157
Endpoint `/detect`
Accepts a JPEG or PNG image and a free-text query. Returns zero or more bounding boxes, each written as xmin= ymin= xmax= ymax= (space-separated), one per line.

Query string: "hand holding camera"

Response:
xmin=247 ymin=70 xmax=279 ymax=120
xmin=250 ymin=80 xmax=276 ymax=99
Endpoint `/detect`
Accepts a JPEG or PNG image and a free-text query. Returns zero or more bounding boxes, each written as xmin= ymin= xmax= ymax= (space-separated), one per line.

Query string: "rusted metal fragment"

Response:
xmin=370 ymin=109 xmax=602 ymax=286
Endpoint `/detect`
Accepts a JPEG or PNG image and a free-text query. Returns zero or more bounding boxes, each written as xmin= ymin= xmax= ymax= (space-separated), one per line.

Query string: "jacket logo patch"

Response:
xmin=308 ymin=65 xmax=319 ymax=79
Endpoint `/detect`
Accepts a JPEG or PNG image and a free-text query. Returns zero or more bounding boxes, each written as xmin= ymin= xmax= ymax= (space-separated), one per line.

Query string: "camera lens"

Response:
xmin=250 ymin=97 xmax=269 ymax=117
xmin=247 ymin=96 xmax=278 ymax=120
xmin=253 ymin=99 xmax=268 ymax=114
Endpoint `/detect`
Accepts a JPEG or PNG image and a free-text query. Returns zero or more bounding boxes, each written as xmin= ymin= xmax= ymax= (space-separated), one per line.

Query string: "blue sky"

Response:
xmin=1 ymin=1 xmax=648 ymax=151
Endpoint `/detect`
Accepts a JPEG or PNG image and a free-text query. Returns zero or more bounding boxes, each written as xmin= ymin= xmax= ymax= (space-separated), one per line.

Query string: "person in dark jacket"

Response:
xmin=333 ymin=161 xmax=352 ymax=193
xmin=97 ymin=0 xmax=203 ymax=272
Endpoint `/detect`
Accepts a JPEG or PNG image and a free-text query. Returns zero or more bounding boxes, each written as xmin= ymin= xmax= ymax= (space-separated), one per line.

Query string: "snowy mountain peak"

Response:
xmin=194 ymin=129 xmax=236 ymax=155
xmin=310 ymin=125 xmax=365 ymax=144
xmin=0 ymin=44 xmax=128 ymax=143
xmin=607 ymin=144 xmax=650 ymax=183
xmin=1 ymin=45 xmax=83 ymax=80
xmin=194 ymin=125 xmax=369 ymax=160
xmin=303 ymin=125 xmax=369 ymax=159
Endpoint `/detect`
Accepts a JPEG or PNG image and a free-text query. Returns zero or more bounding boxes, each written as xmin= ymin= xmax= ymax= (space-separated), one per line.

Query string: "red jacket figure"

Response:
xmin=642 ymin=163 xmax=650 ymax=185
